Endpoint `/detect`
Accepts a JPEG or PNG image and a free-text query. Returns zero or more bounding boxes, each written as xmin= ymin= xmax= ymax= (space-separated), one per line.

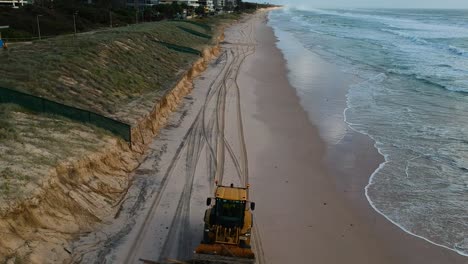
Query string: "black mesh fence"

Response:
xmin=172 ymin=20 xmax=212 ymax=32
xmin=156 ymin=41 xmax=202 ymax=56
xmin=176 ymin=26 xmax=211 ymax=39
xmin=0 ymin=87 xmax=131 ymax=142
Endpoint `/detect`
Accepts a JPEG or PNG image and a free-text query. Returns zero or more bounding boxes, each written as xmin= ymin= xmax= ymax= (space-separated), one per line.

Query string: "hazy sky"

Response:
xmin=260 ymin=0 xmax=468 ymax=9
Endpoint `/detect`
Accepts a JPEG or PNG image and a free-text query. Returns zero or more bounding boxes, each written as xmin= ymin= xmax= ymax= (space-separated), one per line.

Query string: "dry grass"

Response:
xmin=0 ymin=104 xmax=115 ymax=207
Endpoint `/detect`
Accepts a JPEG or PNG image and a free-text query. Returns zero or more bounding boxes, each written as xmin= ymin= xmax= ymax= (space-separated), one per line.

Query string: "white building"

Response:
xmin=127 ymin=0 xmax=160 ymax=9
xmin=0 ymin=0 xmax=29 ymax=8
xmin=225 ymin=0 xmax=238 ymax=8
xmin=213 ymin=0 xmax=224 ymax=10
xmin=214 ymin=0 xmax=238 ymax=11
xmin=198 ymin=0 xmax=213 ymax=11
xmin=159 ymin=0 xmax=200 ymax=8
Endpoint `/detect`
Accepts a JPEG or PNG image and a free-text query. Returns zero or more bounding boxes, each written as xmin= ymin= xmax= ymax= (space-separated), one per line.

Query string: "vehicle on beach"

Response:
xmin=194 ymin=184 xmax=256 ymax=264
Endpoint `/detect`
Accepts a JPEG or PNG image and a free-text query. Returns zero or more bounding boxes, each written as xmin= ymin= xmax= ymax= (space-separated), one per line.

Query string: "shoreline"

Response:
xmin=242 ymin=10 xmax=468 ymax=263
xmin=344 ymin=84 xmax=468 ymax=257
xmin=269 ymin=12 xmax=468 ymax=260
xmin=241 ymin=11 xmax=390 ymax=263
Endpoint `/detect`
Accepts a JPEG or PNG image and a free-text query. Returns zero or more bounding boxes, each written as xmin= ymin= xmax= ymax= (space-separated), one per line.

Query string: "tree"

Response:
xmin=152 ymin=3 xmax=186 ymax=19
xmin=195 ymin=5 xmax=205 ymax=16
xmin=180 ymin=3 xmax=189 ymax=10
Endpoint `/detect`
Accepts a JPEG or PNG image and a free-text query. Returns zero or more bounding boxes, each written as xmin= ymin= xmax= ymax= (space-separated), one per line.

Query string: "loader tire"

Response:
xmin=240 ymin=240 xmax=251 ymax=249
xmin=202 ymin=224 xmax=212 ymax=244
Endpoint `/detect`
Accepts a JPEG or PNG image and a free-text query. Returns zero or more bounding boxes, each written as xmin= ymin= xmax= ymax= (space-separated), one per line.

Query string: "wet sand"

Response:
xmin=239 ymin=10 xmax=468 ymax=264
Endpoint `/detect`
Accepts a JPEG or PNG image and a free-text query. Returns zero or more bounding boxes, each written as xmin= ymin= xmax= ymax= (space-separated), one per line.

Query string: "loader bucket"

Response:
xmin=194 ymin=243 xmax=255 ymax=263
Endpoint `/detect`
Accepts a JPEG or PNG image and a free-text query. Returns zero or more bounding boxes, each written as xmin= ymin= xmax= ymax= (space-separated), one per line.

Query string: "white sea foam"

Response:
xmin=307 ymin=8 xmax=468 ymax=38
xmin=343 ymin=76 xmax=468 ymax=257
xmin=348 ymin=68 xmax=468 ymax=257
xmin=380 ymin=28 xmax=429 ymax=44
xmin=449 ymin=45 xmax=466 ymax=55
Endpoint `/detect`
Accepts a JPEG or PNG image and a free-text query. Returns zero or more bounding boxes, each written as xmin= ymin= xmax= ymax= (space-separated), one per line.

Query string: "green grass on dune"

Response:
xmin=0 ymin=20 xmax=222 ymax=123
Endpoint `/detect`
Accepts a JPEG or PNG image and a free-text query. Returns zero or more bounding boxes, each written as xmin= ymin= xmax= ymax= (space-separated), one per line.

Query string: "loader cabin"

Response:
xmin=207 ymin=185 xmax=255 ymax=228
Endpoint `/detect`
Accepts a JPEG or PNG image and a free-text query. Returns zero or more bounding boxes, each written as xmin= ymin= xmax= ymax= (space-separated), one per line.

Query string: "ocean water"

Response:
xmin=269 ymin=8 xmax=468 ymax=256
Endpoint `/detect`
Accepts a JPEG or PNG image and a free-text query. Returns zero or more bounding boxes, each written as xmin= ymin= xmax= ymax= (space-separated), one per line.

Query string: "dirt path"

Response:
xmin=70 ymin=13 xmax=264 ymax=264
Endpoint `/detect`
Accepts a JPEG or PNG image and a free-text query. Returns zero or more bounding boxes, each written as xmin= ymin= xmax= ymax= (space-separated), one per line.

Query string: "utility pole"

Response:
xmin=135 ymin=0 xmax=138 ymax=24
xmin=109 ymin=11 xmax=113 ymax=28
xmin=0 ymin=26 xmax=10 ymax=40
xmin=73 ymin=11 xmax=78 ymax=37
xmin=36 ymin=15 xmax=43 ymax=40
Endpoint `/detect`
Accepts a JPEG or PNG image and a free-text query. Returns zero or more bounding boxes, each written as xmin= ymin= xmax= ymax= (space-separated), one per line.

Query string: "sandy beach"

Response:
xmin=239 ymin=10 xmax=468 ymax=264
xmin=68 ymin=9 xmax=468 ymax=264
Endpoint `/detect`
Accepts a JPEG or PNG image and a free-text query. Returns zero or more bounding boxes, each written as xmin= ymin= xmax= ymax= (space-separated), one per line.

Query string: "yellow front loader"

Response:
xmin=193 ymin=184 xmax=256 ymax=264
